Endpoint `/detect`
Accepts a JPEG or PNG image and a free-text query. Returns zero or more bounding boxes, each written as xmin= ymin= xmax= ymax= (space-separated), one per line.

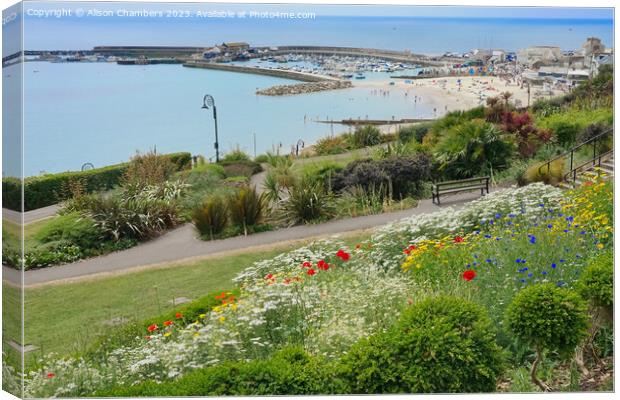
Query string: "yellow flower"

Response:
xmin=164 ymin=332 xmax=171 ymax=337
xmin=219 ymin=316 xmax=226 ymax=323
xmin=199 ymin=313 xmax=206 ymax=319
xmin=597 ymin=243 xmax=604 ymax=249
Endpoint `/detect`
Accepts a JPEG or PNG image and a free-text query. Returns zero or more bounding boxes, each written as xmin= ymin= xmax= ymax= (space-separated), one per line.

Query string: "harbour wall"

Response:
xmin=183 ymin=60 xmax=338 ymax=82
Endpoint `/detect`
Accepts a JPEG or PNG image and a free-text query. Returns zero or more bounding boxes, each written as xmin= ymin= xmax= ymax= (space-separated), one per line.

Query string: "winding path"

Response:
xmin=3 ymin=190 xmax=490 ymax=287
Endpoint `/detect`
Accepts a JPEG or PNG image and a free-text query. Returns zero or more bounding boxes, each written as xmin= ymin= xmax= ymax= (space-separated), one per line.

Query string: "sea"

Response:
xmin=2 ymin=11 xmax=614 ymax=177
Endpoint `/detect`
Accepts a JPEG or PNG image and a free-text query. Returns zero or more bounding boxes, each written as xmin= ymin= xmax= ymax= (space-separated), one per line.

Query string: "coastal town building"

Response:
xmin=517 ymin=45 xmax=563 ymax=66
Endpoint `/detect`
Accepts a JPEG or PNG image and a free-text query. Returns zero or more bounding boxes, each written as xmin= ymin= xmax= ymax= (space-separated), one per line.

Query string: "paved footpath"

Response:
xmin=2 ymin=190 xmax=491 ymax=287
xmin=3 ymin=204 xmax=60 ymax=225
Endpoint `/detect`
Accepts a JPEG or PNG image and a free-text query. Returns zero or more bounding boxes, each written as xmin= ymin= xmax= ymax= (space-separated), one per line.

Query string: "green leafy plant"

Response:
xmin=228 ymin=186 xmax=266 ymax=235
xmin=339 ymin=295 xmax=504 ymax=393
xmin=314 ymin=135 xmax=351 ymax=155
xmin=505 ymin=283 xmax=589 ymax=391
xmin=433 ymin=119 xmax=514 ymax=179
xmin=577 ymin=250 xmax=613 ymax=309
xmin=279 ymin=178 xmax=333 ymax=226
xmin=34 ymin=212 xmax=103 ymax=249
xmin=192 ymin=196 xmax=229 ymax=240
xmin=350 ymin=125 xmax=381 ymax=148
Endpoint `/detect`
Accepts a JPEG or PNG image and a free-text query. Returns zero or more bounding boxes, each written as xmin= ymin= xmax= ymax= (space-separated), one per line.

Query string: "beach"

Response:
xmin=353 ymin=75 xmax=566 ymax=114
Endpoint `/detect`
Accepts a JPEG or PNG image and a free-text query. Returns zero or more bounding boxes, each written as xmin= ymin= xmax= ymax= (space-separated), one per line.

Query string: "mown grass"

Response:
xmin=13 ymin=231 xmax=369 ymax=368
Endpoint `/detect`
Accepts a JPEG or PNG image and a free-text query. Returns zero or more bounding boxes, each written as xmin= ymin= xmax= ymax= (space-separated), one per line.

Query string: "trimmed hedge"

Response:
xmin=2 ymin=152 xmax=191 ymax=211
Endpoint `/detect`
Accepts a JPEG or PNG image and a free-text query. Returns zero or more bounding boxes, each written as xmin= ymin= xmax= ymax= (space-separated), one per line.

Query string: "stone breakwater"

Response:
xmin=256 ymin=80 xmax=353 ymax=96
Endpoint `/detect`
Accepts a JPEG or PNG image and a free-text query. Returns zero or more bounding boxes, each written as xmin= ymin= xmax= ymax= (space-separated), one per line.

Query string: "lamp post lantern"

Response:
xmin=202 ymin=94 xmax=220 ymax=163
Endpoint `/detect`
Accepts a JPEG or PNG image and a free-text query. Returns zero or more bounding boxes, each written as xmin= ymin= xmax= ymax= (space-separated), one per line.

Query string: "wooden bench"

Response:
xmin=432 ymin=176 xmax=490 ymax=205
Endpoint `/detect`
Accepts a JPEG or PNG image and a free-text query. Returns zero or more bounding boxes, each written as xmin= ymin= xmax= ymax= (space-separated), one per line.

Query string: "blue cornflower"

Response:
xmin=484 ymin=234 xmax=492 ymax=239
xmin=489 ymin=220 xmax=494 ymax=225
xmin=495 ymin=213 xmax=502 ymax=219
xmin=566 ymin=216 xmax=574 ymax=222
xmin=528 ymin=273 xmax=533 ymax=278
xmin=563 ymin=229 xmax=569 ymax=233
xmin=557 ymin=280 xmax=566 ymax=287
xmin=485 ymin=259 xmax=492 ymax=263
xmin=551 ymin=263 xmax=557 ymax=269
xmin=560 ymin=259 xmax=565 ymax=263
xmin=509 ymin=213 xmax=516 ymax=218
xmin=529 ymin=236 xmax=537 ymax=244
xmin=506 ymin=221 xmax=513 ymax=226
xmin=495 ymin=237 xmax=502 ymax=241
xmin=515 ymin=258 xmax=521 ymax=263
xmin=541 ymin=271 xmax=548 ymax=275
xmin=474 ymin=230 xmax=480 ymax=235
xmin=547 ymin=224 xmax=553 ymax=229
xmin=520 ymin=279 xmax=526 ymax=283
xmin=580 ymin=231 xmax=586 ymax=235
xmin=522 ymin=267 xmax=528 ymax=271
xmin=558 ymin=213 xmax=563 ymax=217
xmin=538 ymin=203 xmax=545 ymax=207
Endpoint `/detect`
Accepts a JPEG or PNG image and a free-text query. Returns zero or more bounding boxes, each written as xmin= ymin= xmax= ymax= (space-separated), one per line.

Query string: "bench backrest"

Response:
xmin=433 ymin=176 xmax=489 ymax=190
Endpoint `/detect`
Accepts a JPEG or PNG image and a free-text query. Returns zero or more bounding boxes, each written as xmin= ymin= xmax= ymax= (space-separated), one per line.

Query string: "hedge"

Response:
xmin=2 ymin=152 xmax=191 ymax=211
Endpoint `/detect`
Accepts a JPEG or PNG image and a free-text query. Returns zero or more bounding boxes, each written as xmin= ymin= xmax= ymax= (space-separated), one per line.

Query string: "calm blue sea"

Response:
xmin=3 ymin=10 xmax=614 ymax=177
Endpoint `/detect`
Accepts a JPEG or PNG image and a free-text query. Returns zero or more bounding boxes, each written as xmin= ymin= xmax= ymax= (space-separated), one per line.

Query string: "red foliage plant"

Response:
xmin=501 ymin=111 xmax=552 ymax=157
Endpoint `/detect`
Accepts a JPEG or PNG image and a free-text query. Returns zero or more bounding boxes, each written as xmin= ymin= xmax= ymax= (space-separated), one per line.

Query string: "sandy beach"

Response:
xmin=353 ymin=76 xmax=566 ymax=115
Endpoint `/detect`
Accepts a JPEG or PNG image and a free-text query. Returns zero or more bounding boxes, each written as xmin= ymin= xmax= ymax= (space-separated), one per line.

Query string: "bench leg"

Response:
xmin=481 ymin=188 xmax=484 ymax=196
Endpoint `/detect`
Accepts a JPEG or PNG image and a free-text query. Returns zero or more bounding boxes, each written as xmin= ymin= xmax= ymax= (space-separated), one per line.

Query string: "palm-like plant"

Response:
xmin=192 ymin=196 xmax=229 ymax=240
xmin=434 ymin=120 xmax=514 ymax=178
xmin=229 ymin=186 xmax=266 ymax=235
xmin=279 ymin=178 xmax=333 ymax=226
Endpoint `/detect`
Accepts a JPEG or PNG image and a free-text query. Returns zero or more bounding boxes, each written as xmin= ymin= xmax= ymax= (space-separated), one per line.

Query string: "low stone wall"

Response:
xmin=256 ymin=80 xmax=353 ymax=96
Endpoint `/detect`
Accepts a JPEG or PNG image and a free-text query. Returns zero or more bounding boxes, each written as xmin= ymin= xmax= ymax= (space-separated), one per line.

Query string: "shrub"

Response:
xmin=350 ymin=125 xmax=381 ymax=148
xmin=398 ymin=123 xmax=431 ymax=144
xmin=24 ymin=240 xmax=83 ymax=270
xmin=95 ymin=347 xmax=345 ymax=396
xmin=279 ymin=178 xmax=332 ymax=226
xmin=339 ymin=295 xmax=504 ymax=393
xmin=220 ymin=160 xmax=262 ymax=178
xmin=333 ymin=155 xmax=431 ymax=198
xmin=192 ymin=196 xmax=229 ymax=239
xmin=332 ymin=158 xmax=389 ymax=193
xmin=522 ymin=158 xmax=565 ymax=186
xmin=228 ymin=186 xmax=266 ymax=235
xmin=380 ymin=154 xmax=431 ymax=197
xmin=433 ymin=119 xmax=514 ymax=179
xmin=536 ymin=107 xmax=613 ymax=148
xmin=2 ymin=152 xmax=191 ymax=211
xmin=501 ymin=111 xmax=553 ymax=157
xmin=122 ymin=150 xmax=177 ymax=191
xmin=222 ymin=149 xmax=251 ymax=163
xmin=505 ymin=283 xmax=589 ymax=391
xmin=314 ymin=135 xmax=350 ymax=156
xmin=577 ymin=250 xmax=613 ymax=309
xmin=34 ymin=212 xmax=103 ymax=249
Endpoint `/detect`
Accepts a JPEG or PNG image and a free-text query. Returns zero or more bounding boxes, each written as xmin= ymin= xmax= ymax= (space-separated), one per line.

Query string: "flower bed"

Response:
xmin=22 ymin=181 xmax=613 ymax=397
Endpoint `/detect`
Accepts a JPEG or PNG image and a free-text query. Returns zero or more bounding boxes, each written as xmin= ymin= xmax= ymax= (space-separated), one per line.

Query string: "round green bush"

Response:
xmin=339 ymin=295 xmax=504 ymax=393
xmin=506 ymin=283 xmax=589 ymax=356
xmin=34 ymin=212 xmax=103 ymax=249
xmin=577 ymin=250 xmax=613 ymax=308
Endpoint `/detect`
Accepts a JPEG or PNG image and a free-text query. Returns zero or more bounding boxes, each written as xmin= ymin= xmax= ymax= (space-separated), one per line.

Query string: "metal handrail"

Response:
xmin=538 ymin=128 xmax=613 ymax=177
xmin=564 ymin=149 xmax=614 ymax=186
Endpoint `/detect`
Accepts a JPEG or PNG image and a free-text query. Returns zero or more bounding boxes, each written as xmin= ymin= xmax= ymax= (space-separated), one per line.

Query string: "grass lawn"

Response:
xmin=13 ymin=231 xmax=369 ymax=367
xmin=3 ymin=218 xmax=54 ymax=250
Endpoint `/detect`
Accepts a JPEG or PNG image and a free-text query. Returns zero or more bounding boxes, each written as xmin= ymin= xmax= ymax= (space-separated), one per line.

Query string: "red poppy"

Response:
xmin=175 ymin=312 xmax=183 ymax=319
xmin=403 ymin=249 xmax=411 ymax=255
xmin=583 ymin=181 xmax=593 ymax=187
xmin=454 ymin=236 xmax=464 ymax=243
xmin=336 ymin=250 xmax=350 ymax=261
xmin=302 ymin=261 xmax=312 ymax=268
xmin=462 ymin=270 xmax=476 ymax=281
xmin=284 ymin=278 xmax=291 ymax=285
xmin=46 ymin=373 xmax=55 ymax=379
xmin=147 ymin=324 xmax=158 ymax=332
xmin=265 ymin=273 xmax=274 ymax=280
xmin=317 ymin=260 xmax=330 ymax=270
xmin=215 ymin=292 xmax=226 ymax=300
xmin=307 ymin=268 xmax=316 ymax=276
xmin=163 ymin=320 xmax=173 ymax=327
